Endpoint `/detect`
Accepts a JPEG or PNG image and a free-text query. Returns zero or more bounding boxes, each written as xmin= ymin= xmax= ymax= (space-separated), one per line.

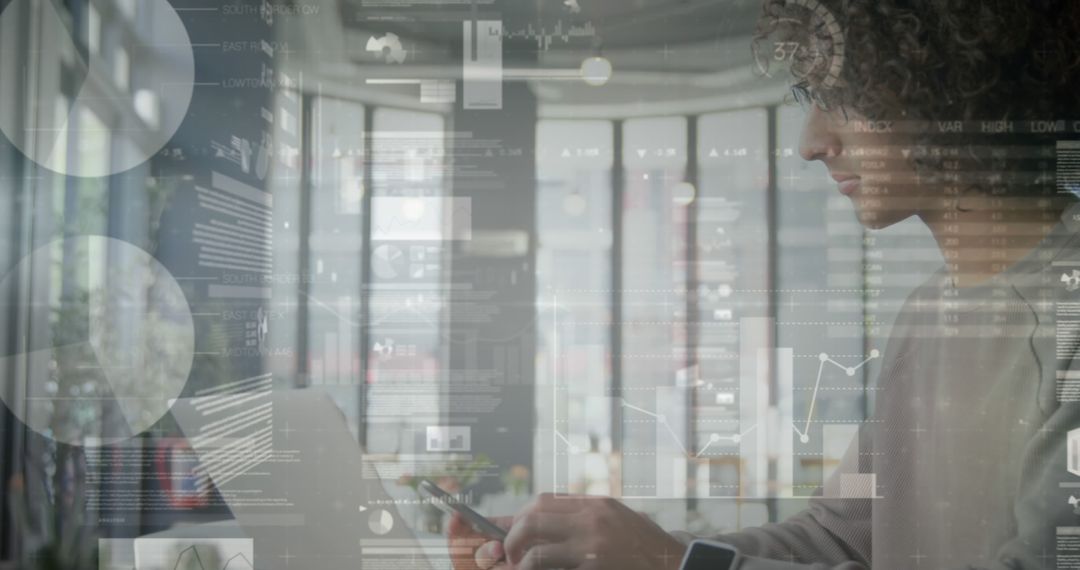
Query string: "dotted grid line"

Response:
xmin=793 ymin=351 xmax=881 ymax=443
xmin=620 ymin=399 xmax=761 ymax=458
xmin=619 ymin=354 xmax=741 ymax=359
xmin=593 ymin=353 xmax=878 ymax=357
xmin=794 ymin=387 xmax=882 ymax=391
xmin=554 ymin=289 xmax=876 ymax=294
xmin=617 ymin=419 xmax=883 ymax=426
xmin=566 ymin=321 xmax=867 ymax=326
xmin=612 ymin=353 xmax=875 ymax=359
xmin=615 ymin=386 xmax=880 ymax=393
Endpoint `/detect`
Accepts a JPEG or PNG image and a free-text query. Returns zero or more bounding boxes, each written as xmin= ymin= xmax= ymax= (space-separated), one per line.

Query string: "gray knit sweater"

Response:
xmin=684 ymin=204 xmax=1080 ymax=569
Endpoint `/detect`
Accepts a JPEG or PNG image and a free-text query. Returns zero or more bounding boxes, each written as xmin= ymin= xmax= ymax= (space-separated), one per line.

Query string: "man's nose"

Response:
xmin=798 ymin=106 xmax=842 ymax=162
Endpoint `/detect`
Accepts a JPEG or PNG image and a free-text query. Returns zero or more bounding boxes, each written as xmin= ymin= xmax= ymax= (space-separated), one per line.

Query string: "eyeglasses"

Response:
xmin=790 ymin=83 xmax=849 ymax=120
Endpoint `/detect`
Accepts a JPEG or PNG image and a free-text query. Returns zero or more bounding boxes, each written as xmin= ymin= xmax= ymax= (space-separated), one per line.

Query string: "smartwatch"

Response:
xmin=679 ymin=539 xmax=741 ymax=570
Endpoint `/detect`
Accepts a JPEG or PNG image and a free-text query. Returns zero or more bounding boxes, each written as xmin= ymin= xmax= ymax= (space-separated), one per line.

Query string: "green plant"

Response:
xmin=397 ymin=453 xmax=495 ymax=495
xmin=9 ymin=452 xmax=98 ymax=570
xmin=501 ymin=465 xmax=530 ymax=496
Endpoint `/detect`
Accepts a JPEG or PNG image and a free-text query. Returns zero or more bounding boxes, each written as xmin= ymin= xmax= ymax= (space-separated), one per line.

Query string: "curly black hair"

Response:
xmin=754 ymin=0 xmax=1080 ymax=122
xmin=754 ymin=0 xmax=1080 ymax=197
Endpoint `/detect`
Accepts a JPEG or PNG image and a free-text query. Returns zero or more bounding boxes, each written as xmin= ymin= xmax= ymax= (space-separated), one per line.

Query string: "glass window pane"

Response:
xmin=268 ymin=89 xmax=304 ymax=386
xmin=619 ymin=116 xmax=688 ymax=510
xmin=113 ymin=46 xmax=129 ymax=92
xmin=775 ymin=104 xmax=867 ymax=495
xmin=116 ymin=0 xmax=137 ymax=20
xmin=86 ymin=2 xmax=102 ymax=54
xmin=623 ymin=117 xmax=688 ymax=169
xmin=77 ymin=106 xmax=111 ymax=177
xmin=306 ymin=97 xmax=366 ymax=399
xmin=535 ymin=120 xmax=613 ymax=496
xmin=694 ymin=109 xmax=770 ymax=499
xmin=367 ymin=108 xmax=446 ymax=454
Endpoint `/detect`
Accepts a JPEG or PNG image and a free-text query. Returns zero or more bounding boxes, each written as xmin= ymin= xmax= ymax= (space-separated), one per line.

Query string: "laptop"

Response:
xmin=169 ymin=389 xmax=438 ymax=570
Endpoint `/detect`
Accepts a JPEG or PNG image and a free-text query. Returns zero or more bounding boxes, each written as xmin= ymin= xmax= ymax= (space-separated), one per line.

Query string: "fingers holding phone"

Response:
xmin=422 ymin=479 xmax=511 ymax=569
xmin=500 ymin=493 xmax=687 ymax=570
xmin=448 ymin=512 xmax=512 ymax=570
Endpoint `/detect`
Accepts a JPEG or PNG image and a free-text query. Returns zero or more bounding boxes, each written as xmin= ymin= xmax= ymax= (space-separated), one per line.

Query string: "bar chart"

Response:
xmin=554 ymin=314 xmax=880 ymax=500
xmin=308 ymin=296 xmax=361 ymax=385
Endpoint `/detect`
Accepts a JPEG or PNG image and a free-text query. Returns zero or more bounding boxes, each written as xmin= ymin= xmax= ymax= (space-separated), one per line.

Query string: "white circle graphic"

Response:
xmin=581 ymin=56 xmax=613 ymax=87
xmin=0 ymin=236 xmax=195 ymax=446
xmin=372 ymin=245 xmax=406 ymax=279
xmin=368 ymin=509 xmax=395 ymax=535
xmin=0 ymin=0 xmax=195 ymax=177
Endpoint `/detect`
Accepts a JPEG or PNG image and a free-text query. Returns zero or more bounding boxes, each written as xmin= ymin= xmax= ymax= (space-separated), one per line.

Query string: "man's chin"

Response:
xmin=852 ymin=204 xmax=914 ymax=230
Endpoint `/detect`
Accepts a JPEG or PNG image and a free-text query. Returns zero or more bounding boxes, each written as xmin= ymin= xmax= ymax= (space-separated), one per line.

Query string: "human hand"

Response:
xmin=448 ymin=511 xmax=513 ymax=570
xmin=501 ymin=493 xmax=687 ymax=570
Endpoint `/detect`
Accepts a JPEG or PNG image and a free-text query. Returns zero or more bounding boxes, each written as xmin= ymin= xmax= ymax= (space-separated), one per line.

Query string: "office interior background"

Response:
xmin=0 ymin=0 xmax=949 ymax=567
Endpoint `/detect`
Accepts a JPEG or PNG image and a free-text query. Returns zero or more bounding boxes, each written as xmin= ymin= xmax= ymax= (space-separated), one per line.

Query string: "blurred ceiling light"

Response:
xmin=580 ymin=56 xmax=613 ymax=87
xmin=402 ymin=197 xmax=426 ymax=221
xmin=133 ymin=90 xmax=160 ymax=130
xmin=563 ymin=191 xmax=587 ymax=216
xmin=672 ymin=181 xmax=696 ymax=205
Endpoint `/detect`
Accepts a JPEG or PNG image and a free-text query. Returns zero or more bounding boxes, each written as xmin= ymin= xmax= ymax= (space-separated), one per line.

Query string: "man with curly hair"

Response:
xmin=448 ymin=0 xmax=1080 ymax=568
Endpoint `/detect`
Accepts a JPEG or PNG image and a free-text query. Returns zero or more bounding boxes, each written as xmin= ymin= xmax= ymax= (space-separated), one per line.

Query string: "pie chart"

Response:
xmin=0 ymin=236 xmax=195 ymax=446
xmin=368 ymin=509 xmax=395 ymax=536
xmin=372 ymin=245 xmax=406 ymax=279
xmin=0 ymin=0 xmax=195 ymax=177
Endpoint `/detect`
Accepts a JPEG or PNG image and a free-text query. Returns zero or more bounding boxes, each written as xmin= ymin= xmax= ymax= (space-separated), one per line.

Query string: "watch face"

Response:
xmin=682 ymin=542 xmax=738 ymax=570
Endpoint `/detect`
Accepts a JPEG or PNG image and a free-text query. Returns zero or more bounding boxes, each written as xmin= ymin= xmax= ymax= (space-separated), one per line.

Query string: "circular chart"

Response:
xmin=368 ymin=509 xmax=395 ymax=536
xmin=671 ymin=182 xmax=697 ymax=205
xmin=0 ymin=236 xmax=195 ymax=446
xmin=372 ymin=245 xmax=407 ymax=279
xmin=778 ymin=0 xmax=845 ymax=89
xmin=0 ymin=0 xmax=195 ymax=177
xmin=580 ymin=56 xmax=613 ymax=87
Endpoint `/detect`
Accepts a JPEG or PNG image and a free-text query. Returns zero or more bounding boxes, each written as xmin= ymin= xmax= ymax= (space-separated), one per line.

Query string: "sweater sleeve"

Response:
xmin=960 ymin=349 xmax=1080 ymax=570
xmin=673 ymin=425 xmax=873 ymax=569
xmin=670 ymin=291 xmax=929 ymax=570
xmin=677 ymin=330 xmax=1080 ymax=570
xmin=735 ymin=366 xmax=1080 ymax=570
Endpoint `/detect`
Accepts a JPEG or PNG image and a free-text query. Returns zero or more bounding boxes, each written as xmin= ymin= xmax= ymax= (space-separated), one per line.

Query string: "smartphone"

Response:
xmin=418 ymin=479 xmax=508 ymax=541
xmin=679 ymin=540 xmax=740 ymax=570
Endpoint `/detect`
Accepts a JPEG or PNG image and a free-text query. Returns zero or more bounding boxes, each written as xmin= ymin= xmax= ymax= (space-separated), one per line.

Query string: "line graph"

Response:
xmin=550 ymin=307 xmax=880 ymax=500
xmin=503 ymin=20 xmax=597 ymax=51
xmin=554 ymin=397 xmax=758 ymax=460
xmin=619 ymin=400 xmax=758 ymax=458
xmin=554 ymin=430 xmax=579 ymax=454
xmin=370 ymin=197 xmax=472 ymax=241
xmin=99 ymin=538 xmax=254 ymax=570
xmin=603 ymin=347 xmax=877 ymax=459
xmin=792 ymin=350 xmax=880 ymax=443
xmin=172 ymin=545 xmax=255 ymax=570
